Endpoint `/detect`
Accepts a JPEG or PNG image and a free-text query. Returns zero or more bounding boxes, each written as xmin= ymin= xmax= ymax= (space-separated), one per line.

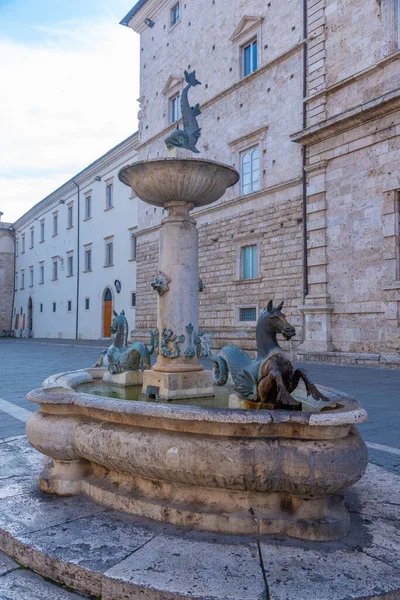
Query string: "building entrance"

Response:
xmin=103 ymin=288 xmax=112 ymax=337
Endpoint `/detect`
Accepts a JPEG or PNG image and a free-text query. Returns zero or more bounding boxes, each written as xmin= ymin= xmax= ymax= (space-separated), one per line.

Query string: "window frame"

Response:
xmin=67 ymin=254 xmax=74 ymax=277
xmin=39 ymin=263 xmax=44 ymax=285
xmin=67 ymin=203 xmax=74 ymax=229
xmin=84 ymin=247 xmax=92 ymax=272
xmin=21 ymin=234 xmax=25 ymax=254
xmin=53 ymin=212 xmax=58 ymax=236
xmin=240 ymin=244 xmax=258 ymax=280
xmin=170 ymin=2 xmax=180 ymax=27
xmin=235 ymin=236 xmax=262 ymax=283
xmin=29 ymin=266 xmax=34 ymax=288
xmin=242 ymin=37 xmax=258 ymax=77
xmin=20 ymin=270 xmax=25 ymax=290
xmin=170 ymin=93 xmax=181 ymax=124
xmin=131 ymin=233 xmax=137 ymax=261
xmin=234 ymin=303 xmax=259 ymax=326
xmin=52 ymin=259 xmax=58 ymax=281
xmin=30 ymin=227 xmax=34 ymax=249
xmin=85 ymin=297 xmax=90 ymax=311
xmin=40 ymin=219 xmax=45 ymax=243
xmin=85 ymin=195 xmax=92 ymax=219
xmin=67 ymin=300 xmax=72 ymax=313
xmin=131 ymin=291 xmax=137 ymax=309
xmin=240 ymin=146 xmax=261 ymax=196
xmin=105 ymin=182 xmax=114 ymax=210
xmin=105 ymin=241 xmax=114 ymax=267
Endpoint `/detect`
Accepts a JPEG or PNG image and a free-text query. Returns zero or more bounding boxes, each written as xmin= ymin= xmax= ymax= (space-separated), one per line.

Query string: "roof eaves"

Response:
xmin=120 ymin=0 xmax=149 ymax=27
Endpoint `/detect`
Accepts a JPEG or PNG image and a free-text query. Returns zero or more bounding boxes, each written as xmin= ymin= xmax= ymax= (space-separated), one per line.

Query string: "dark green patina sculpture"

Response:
xmin=165 ymin=70 xmax=202 ymax=154
xmin=213 ymin=300 xmax=330 ymax=409
xmin=95 ymin=310 xmax=154 ymax=374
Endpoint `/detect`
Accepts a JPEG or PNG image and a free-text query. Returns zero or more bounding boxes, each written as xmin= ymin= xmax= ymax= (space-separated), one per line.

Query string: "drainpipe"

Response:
xmin=9 ymin=227 xmax=16 ymax=335
xmin=302 ymin=0 xmax=308 ymax=298
xmin=72 ymin=181 xmax=80 ymax=340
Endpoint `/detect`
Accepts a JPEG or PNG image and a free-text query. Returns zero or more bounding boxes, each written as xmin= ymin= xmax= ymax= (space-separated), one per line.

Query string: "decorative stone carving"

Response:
xmin=106 ymin=310 xmax=152 ymax=374
xmin=150 ymin=327 xmax=160 ymax=356
xmin=151 ymin=271 xmax=171 ymax=296
xmin=184 ymin=323 xmax=196 ymax=358
xmin=198 ymin=277 xmax=205 ymax=292
xmin=165 ymin=70 xmax=202 ymax=154
xmin=160 ymin=327 xmax=185 ymax=358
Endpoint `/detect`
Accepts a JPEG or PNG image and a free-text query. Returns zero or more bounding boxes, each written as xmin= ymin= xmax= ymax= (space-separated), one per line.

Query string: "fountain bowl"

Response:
xmin=118 ymin=158 xmax=239 ymax=207
xmin=26 ymin=367 xmax=368 ymax=542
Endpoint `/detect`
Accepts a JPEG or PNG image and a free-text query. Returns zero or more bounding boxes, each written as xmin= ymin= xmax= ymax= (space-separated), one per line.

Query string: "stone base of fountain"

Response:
xmin=26 ymin=368 xmax=368 ymax=543
xmin=2 ymin=436 xmax=400 ymax=600
xmin=142 ymin=368 xmax=214 ymax=400
xmin=103 ymin=370 xmax=143 ymax=387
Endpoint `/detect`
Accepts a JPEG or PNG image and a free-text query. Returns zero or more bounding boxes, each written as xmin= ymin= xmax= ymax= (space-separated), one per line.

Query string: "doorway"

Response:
xmin=27 ymin=297 xmax=33 ymax=336
xmin=103 ymin=288 xmax=113 ymax=337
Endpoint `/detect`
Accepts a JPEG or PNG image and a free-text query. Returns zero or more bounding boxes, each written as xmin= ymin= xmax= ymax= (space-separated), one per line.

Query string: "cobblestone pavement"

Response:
xmin=0 ymin=338 xmax=399 ymax=474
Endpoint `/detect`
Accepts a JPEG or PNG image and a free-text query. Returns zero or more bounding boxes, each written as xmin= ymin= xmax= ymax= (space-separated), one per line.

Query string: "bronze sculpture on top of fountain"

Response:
xmin=164 ymin=70 xmax=202 ymax=154
xmin=213 ymin=300 xmax=330 ymax=409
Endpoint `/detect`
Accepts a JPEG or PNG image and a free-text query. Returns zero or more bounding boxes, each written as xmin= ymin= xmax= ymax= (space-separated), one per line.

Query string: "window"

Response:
xmin=67 ymin=204 xmax=73 ymax=228
xmin=106 ymin=183 xmax=113 ymax=209
xmin=84 ymin=248 xmax=92 ymax=272
xmin=397 ymin=191 xmax=400 ymax=278
xmin=20 ymin=271 xmax=25 ymax=289
xmin=67 ymin=255 xmax=73 ymax=277
xmin=241 ymin=147 xmax=260 ymax=195
xmin=241 ymin=244 xmax=258 ymax=279
xmin=16 ymin=240 xmax=19 ymax=256
xmin=15 ymin=273 xmax=18 ymax=290
xmin=242 ymin=39 xmax=257 ymax=77
xmin=40 ymin=220 xmax=45 ymax=242
xmin=30 ymin=228 xmax=34 ymax=248
xmin=239 ymin=307 xmax=257 ymax=322
xmin=39 ymin=264 xmax=44 ymax=284
xmin=131 ymin=233 xmax=137 ymax=260
xmin=85 ymin=196 xmax=92 ymax=219
xmin=105 ymin=241 xmax=114 ymax=266
xmin=53 ymin=213 xmax=58 ymax=236
xmin=131 ymin=292 xmax=137 ymax=308
xmin=22 ymin=234 xmax=25 ymax=253
xmin=52 ymin=260 xmax=58 ymax=281
xmin=67 ymin=300 xmax=72 ymax=312
xmin=40 ymin=303 xmax=43 ymax=313
xmin=170 ymin=94 xmax=180 ymax=123
xmin=171 ymin=2 xmax=180 ymax=26
xmin=53 ymin=302 xmax=56 ymax=313
xmin=85 ymin=298 xmax=90 ymax=310
xmin=29 ymin=267 xmax=33 ymax=287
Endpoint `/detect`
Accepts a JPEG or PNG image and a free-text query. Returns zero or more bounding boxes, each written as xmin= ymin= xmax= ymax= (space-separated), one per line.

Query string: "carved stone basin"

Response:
xmin=26 ymin=368 xmax=368 ymax=542
xmin=118 ymin=158 xmax=239 ymax=207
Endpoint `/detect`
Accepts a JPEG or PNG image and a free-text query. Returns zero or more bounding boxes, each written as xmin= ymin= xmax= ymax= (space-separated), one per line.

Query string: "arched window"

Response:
xmin=104 ymin=288 xmax=112 ymax=302
xmin=241 ymin=147 xmax=260 ymax=195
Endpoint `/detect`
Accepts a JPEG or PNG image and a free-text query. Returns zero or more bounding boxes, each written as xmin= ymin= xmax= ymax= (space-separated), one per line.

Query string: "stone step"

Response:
xmin=1 ymin=437 xmax=400 ymax=600
xmin=0 ymin=552 xmax=88 ymax=599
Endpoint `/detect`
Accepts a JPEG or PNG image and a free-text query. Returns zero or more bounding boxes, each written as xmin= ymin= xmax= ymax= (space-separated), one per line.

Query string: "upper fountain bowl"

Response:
xmin=118 ymin=158 xmax=239 ymax=208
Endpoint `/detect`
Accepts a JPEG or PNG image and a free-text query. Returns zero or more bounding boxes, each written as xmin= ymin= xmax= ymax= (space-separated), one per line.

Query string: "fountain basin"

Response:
xmin=118 ymin=158 xmax=239 ymax=207
xmin=26 ymin=368 xmax=368 ymax=542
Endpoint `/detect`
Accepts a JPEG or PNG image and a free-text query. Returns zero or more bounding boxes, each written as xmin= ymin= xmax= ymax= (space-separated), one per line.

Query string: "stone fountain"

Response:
xmin=25 ymin=71 xmax=369 ymax=545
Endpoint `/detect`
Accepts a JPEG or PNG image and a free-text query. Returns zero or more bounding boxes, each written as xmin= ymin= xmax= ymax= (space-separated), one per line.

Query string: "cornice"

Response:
xmin=127 ymin=0 xmax=168 ymax=33
xmin=13 ymin=132 xmax=139 ymax=231
xmin=291 ymin=87 xmax=400 ymax=145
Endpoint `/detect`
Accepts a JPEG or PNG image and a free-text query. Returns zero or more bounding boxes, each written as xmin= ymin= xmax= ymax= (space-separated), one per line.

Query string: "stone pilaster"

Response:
xmin=306 ymin=0 xmax=327 ymax=127
xmin=299 ymin=160 xmax=334 ymax=353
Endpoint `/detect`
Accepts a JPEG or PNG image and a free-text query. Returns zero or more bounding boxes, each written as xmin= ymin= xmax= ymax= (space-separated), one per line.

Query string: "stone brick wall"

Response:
xmin=0 ymin=228 xmax=15 ymax=334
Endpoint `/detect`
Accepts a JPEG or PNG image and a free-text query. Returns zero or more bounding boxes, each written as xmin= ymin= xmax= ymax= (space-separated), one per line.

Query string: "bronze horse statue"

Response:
xmin=106 ymin=310 xmax=153 ymax=375
xmin=213 ymin=300 xmax=329 ymax=409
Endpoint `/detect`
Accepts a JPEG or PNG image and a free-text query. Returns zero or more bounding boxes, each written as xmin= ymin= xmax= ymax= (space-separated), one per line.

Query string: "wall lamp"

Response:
xmin=59 ymin=199 xmax=65 ymax=204
xmin=94 ymin=175 xmax=102 ymax=181
xmin=144 ymin=17 xmax=155 ymax=27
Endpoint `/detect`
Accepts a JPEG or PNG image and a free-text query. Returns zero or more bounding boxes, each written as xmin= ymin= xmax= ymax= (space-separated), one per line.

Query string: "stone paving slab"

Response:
xmin=0 ymin=438 xmax=399 ymax=599
xmin=0 ymin=552 xmax=18 ymax=576
xmin=0 ymin=568 xmax=88 ymax=599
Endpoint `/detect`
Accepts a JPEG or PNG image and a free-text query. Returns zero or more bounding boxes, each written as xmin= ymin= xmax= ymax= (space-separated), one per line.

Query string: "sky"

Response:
xmin=0 ymin=0 xmax=140 ymax=223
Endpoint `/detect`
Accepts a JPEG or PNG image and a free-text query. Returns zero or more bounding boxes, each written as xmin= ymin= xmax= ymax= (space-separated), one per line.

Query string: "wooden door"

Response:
xmin=103 ymin=289 xmax=112 ymax=337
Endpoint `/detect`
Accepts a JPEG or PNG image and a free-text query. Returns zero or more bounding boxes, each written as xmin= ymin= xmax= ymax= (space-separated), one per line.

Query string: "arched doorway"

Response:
xmin=103 ymin=288 xmax=113 ymax=337
xmin=27 ymin=297 xmax=33 ymax=336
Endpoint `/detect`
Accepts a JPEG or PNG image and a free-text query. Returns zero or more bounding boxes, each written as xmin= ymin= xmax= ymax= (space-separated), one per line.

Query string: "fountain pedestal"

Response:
xmin=119 ymin=158 xmax=239 ymax=399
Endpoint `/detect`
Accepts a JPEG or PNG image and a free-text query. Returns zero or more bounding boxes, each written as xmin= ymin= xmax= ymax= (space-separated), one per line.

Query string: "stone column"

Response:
xmin=154 ymin=201 xmax=203 ymax=373
xmin=142 ymin=200 xmax=214 ymax=399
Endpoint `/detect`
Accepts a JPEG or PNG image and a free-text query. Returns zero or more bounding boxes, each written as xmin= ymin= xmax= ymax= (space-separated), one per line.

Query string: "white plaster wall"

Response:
xmin=13 ymin=143 xmax=139 ymax=340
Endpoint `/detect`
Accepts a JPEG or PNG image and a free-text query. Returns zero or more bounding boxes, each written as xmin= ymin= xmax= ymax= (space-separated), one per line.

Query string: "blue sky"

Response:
xmin=0 ymin=0 xmax=140 ymax=222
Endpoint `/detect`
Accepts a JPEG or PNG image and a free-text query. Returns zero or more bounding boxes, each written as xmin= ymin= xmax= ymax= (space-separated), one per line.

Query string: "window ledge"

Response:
xmin=66 ymin=226 xmax=74 ymax=230
xmin=51 ymin=278 xmax=58 ymax=282
xmin=234 ymin=277 xmax=262 ymax=284
xmin=39 ymin=240 xmax=45 ymax=244
xmin=52 ymin=234 xmax=58 ymax=238
xmin=83 ymin=217 xmax=92 ymax=221
xmin=39 ymin=282 xmax=44 ymax=286
xmin=66 ymin=274 xmax=74 ymax=278
xmin=169 ymin=20 xmax=181 ymax=33
xmin=128 ymin=258 xmax=137 ymax=262
xmin=104 ymin=206 xmax=114 ymax=212
xmin=83 ymin=269 xmax=92 ymax=273
xmin=104 ymin=264 xmax=114 ymax=268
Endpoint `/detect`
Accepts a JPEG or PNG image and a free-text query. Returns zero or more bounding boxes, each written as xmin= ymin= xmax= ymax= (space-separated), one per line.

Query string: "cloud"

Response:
xmin=0 ymin=17 xmax=140 ymax=223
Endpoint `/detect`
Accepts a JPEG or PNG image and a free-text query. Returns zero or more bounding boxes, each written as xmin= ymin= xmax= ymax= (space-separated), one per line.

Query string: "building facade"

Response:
xmin=12 ymin=133 xmax=140 ymax=340
xmin=121 ymin=0 xmax=400 ymax=367
xmin=0 ymin=215 xmax=15 ymax=335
